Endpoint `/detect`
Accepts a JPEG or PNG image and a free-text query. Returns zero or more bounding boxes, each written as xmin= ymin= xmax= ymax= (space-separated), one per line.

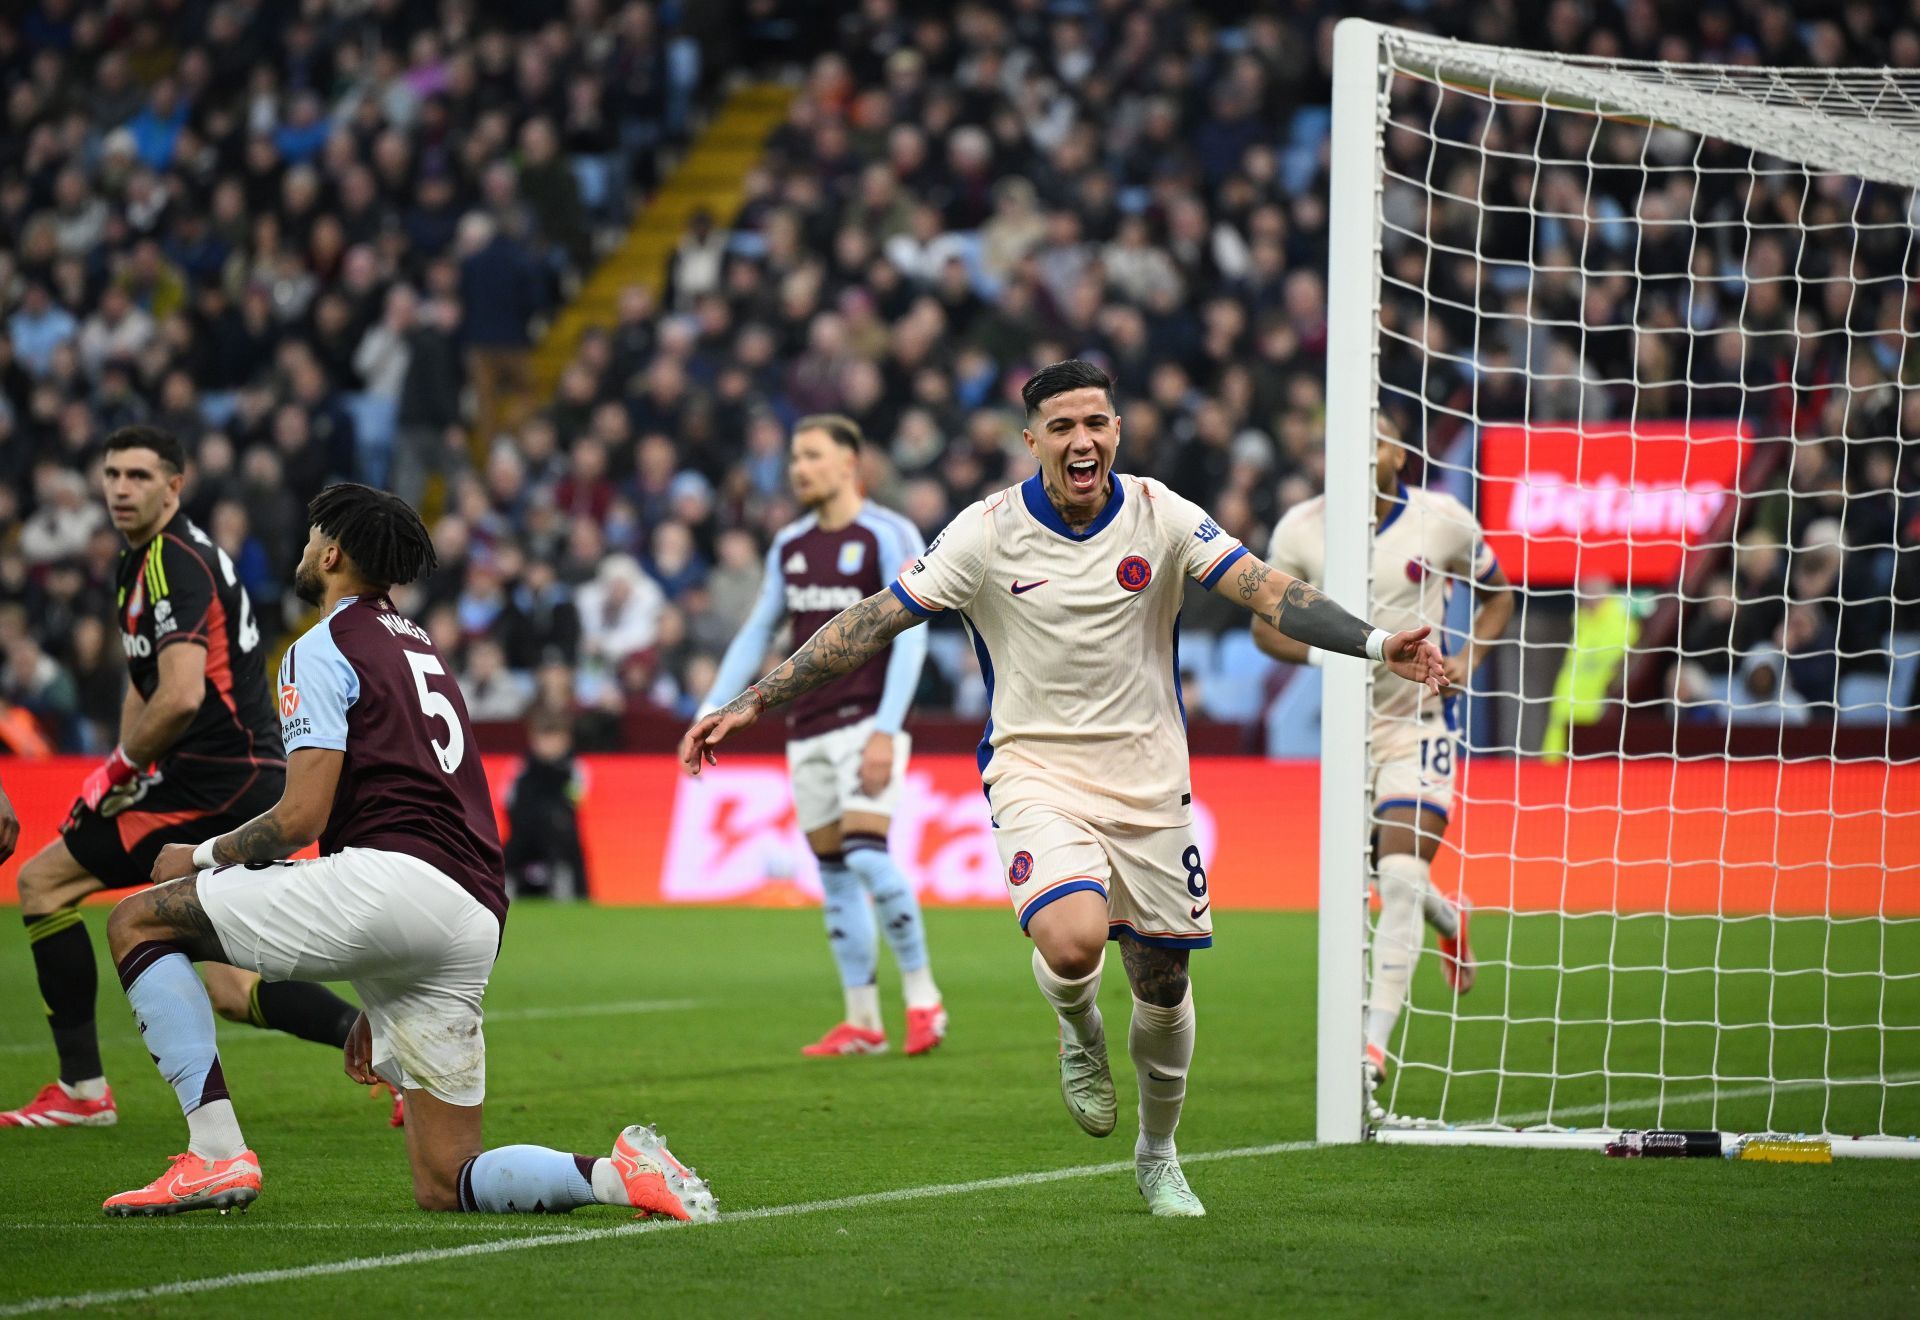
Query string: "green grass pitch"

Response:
xmin=2 ymin=904 xmax=1916 ymax=1316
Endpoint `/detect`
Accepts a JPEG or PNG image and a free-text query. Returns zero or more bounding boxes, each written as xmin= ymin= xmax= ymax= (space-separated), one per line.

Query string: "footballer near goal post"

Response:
xmin=1254 ymin=414 xmax=1512 ymax=1108
xmin=682 ymin=360 xmax=1443 ymax=1217
xmin=97 ymin=484 xmax=717 ymax=1221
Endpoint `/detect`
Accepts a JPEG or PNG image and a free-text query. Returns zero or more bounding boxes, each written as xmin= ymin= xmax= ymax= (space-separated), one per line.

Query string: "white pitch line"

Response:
xmin=0 ymin=1141 xmax=1314 ymax=1316
xmin=0 ymin=999 xmax=698 ymax=1055
xmin=2 ymin=1221 xmax=587 ymax=1233
xmin=1476 ymin=1069 xmax=1920 ymax=1128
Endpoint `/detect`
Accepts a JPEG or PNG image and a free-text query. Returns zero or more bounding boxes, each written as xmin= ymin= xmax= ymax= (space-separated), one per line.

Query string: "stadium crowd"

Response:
xmin=0 ymin=0 xmax=1915 ymax=758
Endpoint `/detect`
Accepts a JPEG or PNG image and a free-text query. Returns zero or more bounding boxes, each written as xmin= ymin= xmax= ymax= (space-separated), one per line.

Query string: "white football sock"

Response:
xmin=187 ymin=1098 xmax=247 ymax=1162
xmin=1129 ymin=987 xmax=1194 ymax=1161
xmin=60 ymin=1077 xmax=107 ymax=1101
xmin=1366 ymin=854 xmax=1428 ymax=1055
xmin=589 ymin=1157 xmax=625 ymax=1205
xmin=843 ymin=983 xmax=882 ymax=1032
xmin=900 ymin=964 xmax=941 ymax=1010
xmin=1423 ymin=883 xmax=1459 ymax=938
xmin=1032 ymin=947 xmax=1104 ymax=1044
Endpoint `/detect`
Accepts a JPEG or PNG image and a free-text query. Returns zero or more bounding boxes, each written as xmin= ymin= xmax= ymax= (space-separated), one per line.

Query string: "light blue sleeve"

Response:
xmin=699 ymin=539 xmax=787 ymax=716
xmin=870 ymin=514 xmax=929 ymax=737
xmin=279 ymin=618 xmax=358 ymax=753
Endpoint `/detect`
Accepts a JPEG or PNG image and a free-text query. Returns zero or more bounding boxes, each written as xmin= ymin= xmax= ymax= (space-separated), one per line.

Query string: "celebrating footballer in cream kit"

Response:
xmin=682 ymin=360 xmax=1445 ymax=1218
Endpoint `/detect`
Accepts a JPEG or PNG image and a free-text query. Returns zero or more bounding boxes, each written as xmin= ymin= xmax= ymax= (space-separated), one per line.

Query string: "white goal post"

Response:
xmin=1318 ymin=19 xmax=1920 ymax=1157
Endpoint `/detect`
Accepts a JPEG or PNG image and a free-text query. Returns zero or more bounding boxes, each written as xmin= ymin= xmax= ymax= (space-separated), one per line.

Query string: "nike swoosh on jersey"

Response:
xmin=1189 ymin=903 xmax=1210 ymax=920
xmin=1010 ymin=579 xmax=1048 ymax=595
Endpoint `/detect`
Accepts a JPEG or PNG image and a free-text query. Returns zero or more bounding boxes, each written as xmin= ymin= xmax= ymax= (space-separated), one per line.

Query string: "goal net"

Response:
xmin=1317 ymin=20 xmax=1920 ymax=1154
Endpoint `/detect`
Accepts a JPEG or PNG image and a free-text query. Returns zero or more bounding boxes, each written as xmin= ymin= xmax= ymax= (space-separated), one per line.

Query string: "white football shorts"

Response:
xmin=785 ymin=716 xmax=911 ymax=833
xmin=199 ymin=847 xmax=497 ymax=1106
xmin=990 ymin=798 xmax=1213 ymax=949
xmin=1372 ymin=715 xmax=1457 ymax=828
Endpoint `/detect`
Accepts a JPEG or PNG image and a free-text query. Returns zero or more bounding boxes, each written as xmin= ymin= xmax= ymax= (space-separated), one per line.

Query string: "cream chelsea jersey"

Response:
xmin=1266 ymin=484 xmax=1498 ymax=742
xmin=890 ymin=473 xmax=1247 ymax=827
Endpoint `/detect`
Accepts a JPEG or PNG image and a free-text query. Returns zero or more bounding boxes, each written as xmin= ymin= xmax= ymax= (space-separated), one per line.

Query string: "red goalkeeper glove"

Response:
xmin=77 ymin=747 xmax=145 ymax=817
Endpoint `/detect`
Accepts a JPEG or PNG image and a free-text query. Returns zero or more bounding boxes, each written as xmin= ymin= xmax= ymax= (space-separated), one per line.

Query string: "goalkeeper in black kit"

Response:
xmin=2 ymin=427 xmax=389 ymax=1131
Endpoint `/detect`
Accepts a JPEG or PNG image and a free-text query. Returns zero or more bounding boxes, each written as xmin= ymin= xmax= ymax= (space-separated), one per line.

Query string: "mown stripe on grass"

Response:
xmin=1484 ymin=1069 xmax=1920 ymax=1128
xmin=0 ymin=999 xmax=700 ymax=1054
xmin=0 ymin=1142 xmax=1314 ymax=1316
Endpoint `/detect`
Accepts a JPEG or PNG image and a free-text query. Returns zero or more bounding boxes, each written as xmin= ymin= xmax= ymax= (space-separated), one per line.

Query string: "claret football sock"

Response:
xmin=248 ymin=978 xmax=361 ymax=1048
xmin=1129 ymin=987 xmax=1195 ymax=1161
xmin=24 ymin=910 xmax=103 ymax=1085
xmin=457 ymin=1146 xmax=600 ymax=1213
xmin=1033 ymin=947 xmax=1104 ymax=1044
xmin=117 ymin=942 xmax=246 ymax=1160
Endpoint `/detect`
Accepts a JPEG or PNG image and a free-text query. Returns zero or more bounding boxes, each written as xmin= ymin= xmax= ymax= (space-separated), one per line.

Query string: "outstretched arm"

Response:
xmin=1216 ymin=553 xmax=1445 ymax=690
xmin=1250 ymin=612 xmax=1311 ymax=664
xmin=679 ymin=589 xmax=922 ymax=772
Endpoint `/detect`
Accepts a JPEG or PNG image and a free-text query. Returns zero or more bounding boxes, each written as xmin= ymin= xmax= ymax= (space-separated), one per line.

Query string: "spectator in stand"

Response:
xmin=458 ymin=212 xmax=545 ymax=456
xmin=576 ymin=553 xmax=666 ymax=685
xmin=2 ymin=0 xmax=1917 ymax=757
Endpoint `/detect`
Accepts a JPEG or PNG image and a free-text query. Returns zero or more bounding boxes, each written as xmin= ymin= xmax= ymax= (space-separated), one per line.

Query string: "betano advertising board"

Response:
xmin=1476 ymin=421 xmax=1753 ymax=586
xmin=0 ymin=755 xmax=1910 ymax=917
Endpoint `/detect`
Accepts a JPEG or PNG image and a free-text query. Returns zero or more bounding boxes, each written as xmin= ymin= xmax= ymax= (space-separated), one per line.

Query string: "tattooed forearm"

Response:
xmin=1266 ymin=577 xmax=1373 ymax=657
xmin=1119 ymin=933 xmax=1191 ymax=1007
xmin=147 ymin=876 xmax=230 ymax=963
xmin=212 ymin=808 xmax=304 ymax=865
xmin=723 ymin=590 xmax=917 ymax=716
xmin=1233 ymin=560 xmax=1271 ymax=602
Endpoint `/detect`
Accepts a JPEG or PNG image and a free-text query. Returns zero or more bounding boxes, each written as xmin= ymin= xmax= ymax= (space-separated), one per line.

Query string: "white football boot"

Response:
xmin=1136 ymin=1155 xmax=1206 ymax=1217
xmin=1058 ymin=1021 xmax=1117 ymax=1138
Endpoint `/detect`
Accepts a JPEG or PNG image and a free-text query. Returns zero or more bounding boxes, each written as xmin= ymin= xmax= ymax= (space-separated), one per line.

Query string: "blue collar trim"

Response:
xmin=1378 ymin=482 xmax=1409 ymax=534
xmin=1021 ymin=472 xmax=1124 ymax=541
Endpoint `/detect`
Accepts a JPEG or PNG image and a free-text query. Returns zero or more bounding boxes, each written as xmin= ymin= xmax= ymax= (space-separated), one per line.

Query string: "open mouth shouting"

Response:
xmin=1065 ymin=456 xmax=1101 ymax=495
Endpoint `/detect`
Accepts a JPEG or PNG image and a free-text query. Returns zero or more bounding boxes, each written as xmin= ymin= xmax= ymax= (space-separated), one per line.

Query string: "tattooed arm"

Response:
xmin=1215 ymin=553 xmax=1447 ymax=690
xmin=149 ymin=748 xmax=345 ymax=883
xmin=679 ymin=589 xmax=923 ymax=773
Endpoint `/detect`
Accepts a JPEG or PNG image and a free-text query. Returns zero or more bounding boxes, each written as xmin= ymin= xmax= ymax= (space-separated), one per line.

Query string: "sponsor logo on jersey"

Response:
xmin=1008 ymin=851 xmax=1033 ymax=885
xmin=786 ymin=583 xmax=864 ymax=613
xmin=785 ymin=551 xmax=808 ymax=575
xmin=837 ymin=541 xmax=866 ymax=576
xmin=1116 ymin=555 xmax=1152 ymax=592
xmin=153 ymin=597 xmax=177 ymax=638
xmin=1193 ymin=517 xmax=1223 ymax=543
xmin=121 ymin=633 xmax=152 ymax=658
xmin=279 ymin=683 xmax=302 ymax=718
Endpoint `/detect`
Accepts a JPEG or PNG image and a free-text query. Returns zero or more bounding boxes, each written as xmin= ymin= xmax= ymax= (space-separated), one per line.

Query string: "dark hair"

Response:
xmin=307 ymin=483 xmax=439 ymax=589
xmin=793 ymin=413 xmax=863 ymax=452
xmin=103 ymin=425 xmax=187 ymax=474
xmin=1020 ymin=359 xmax=1115 ymax=418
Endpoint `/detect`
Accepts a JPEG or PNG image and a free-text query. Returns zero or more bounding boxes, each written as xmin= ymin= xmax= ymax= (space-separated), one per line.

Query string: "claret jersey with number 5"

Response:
xmin=276 ymin=593 xmax=507 ymax=927
xmin=889 ymin=473 xmax=1246 ymax=827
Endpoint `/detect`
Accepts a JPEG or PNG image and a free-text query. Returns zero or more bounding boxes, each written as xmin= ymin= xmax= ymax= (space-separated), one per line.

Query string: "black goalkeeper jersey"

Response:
xmin=115 ymin=510 xmax=284 ymax=769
